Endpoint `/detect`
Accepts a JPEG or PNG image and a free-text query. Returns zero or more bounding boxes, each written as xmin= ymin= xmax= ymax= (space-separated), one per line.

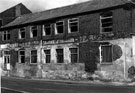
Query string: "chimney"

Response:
xmin=15 ymin=4 xmax=21 ymax=17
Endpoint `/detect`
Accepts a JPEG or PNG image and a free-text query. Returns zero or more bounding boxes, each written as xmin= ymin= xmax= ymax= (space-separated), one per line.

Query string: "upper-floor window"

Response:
xmin=19 ymin=50 xmax=25 ymax=63
xmin=30 ymin=25 xmax=38 ymax=38
xmin=68 ymin=18 xmax=79 ymax=33
xmin=30 ymin=50 xmax=37 ymax=64
xmin=100 ymin=11 xmax=113 ymax=33
xmin=19 ymin=27 xmax=26 ymax=39
xmin=3 ymin=31 xmax=10 ymax=41
xmin=43 ymin=24 xmax=52 ymax=36
xmin=0 ymin=19 xmax=2 ymax=27
xmin=55 ymin=21 xmax=64 ymax=34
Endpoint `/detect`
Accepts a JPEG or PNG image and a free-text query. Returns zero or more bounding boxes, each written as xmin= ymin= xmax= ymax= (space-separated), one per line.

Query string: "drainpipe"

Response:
xmin=124 ymin=42 xmax=126 ymax=79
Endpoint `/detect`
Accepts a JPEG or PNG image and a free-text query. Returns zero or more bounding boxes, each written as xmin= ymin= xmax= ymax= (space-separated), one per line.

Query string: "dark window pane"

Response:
xmin=7 ymin=34 xmax=10 ymax=40
xmin=20 ymin=51 xmax=25 ymax=55
xmin=31 ymin=50 xmax=37 ymax=55
xmin=4 ymin=34 xmax=6 ymax=40
xmin=101 ymin=18 xmax=112 ymax=23
xmin=70 ymin=26 xmax=78 ymax=32
xmin=32 ymin=30 xmax=37 ymax=37
xmin=21 ymin=32 xmax=25 ymax=38
xmin=56 ymin=49 xmax=63 ymax=63
xmin=45 ymin=27 xmax=51 ymax=35
xmin=21 ymin=56 xmax=25 ymax=63
xmin=46 ymin=55 xmax=51 ymax=63
xmin=31 ymin=56 xmax=37 ymax=63
xmin=57 ymin=26 xmax=63 ymax=33
xmin=71 ymin=54 xmax=77 ymax=63
xmin=44 ymin=50 xmax=50 ymax=55
xmin=103 ymin=27 xmax=113 ymax=32
xmin=102 ymin=22 xmax=113 ymax=27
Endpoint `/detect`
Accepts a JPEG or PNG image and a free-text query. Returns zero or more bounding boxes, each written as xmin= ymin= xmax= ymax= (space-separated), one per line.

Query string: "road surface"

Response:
xmin=1 ymin=77 xmax=135 ymax=93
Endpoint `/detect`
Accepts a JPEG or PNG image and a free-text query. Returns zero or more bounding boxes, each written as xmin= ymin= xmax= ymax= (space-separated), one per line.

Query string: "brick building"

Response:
xmin=1 ymin=0 xmax=135 ymax=79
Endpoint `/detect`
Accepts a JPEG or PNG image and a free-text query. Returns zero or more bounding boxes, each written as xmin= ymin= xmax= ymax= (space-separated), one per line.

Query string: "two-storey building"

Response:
xmin=1 ymin=0 xmax=135 ymax=79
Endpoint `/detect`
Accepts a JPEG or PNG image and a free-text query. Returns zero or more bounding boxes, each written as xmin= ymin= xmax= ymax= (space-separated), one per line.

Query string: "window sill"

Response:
xmin=100 ymin=62 xmax=113 ymax=65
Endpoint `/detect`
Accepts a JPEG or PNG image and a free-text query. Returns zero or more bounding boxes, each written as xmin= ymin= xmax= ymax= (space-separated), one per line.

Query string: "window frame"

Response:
xmin=3 ymin=50 xmax=10 ymax=69
xmin=55 ymin=21 xmax=64 ymax=35
xmin=30 ymin=25 xmax=38 ymax=38
xmin=56 ymin=48 xmax=64 ymax=63
xmin=100 ymin=11 xmax=113 ymax=34
xmin=69 ymin=47 xmax=79 ymax=63
xmin=2 ymin=31 xmax=10 ymax=41
xmin=44 ymin=49 xmax=51 ymax=63
xmin=19 ymin=27 xmax=26 ymax=39
xmin=43 ymin=24 xmax=52 ymax=36
xmin=30 ymin=49 xmax=37 ymax=64
xmin=99 ymin=44 xmax=113 ymax=64
xmin=18 ymin=50 xmax=25 ymax=63
xmin=68 ymin=18 xmax=79 ymax=33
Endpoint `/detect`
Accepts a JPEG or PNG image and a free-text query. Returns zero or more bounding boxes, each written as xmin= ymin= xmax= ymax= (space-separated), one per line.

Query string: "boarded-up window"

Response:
xmin=30 ymin=25 xmax=38 ymax=38
xmin=43 ymin=24 xmax=51 ymax=36
xmin=31 ymin=50 xmax=37 ymax=64
xmin=3 ymin=31 xmax=10 ymax=41
xmin=69 ymin=48 xmax=78 ymax=63
xmin=100 ymin=11 xmax=113 ymax=33
xmin=68 ymin=18 xmax=79 ymax=33
xmin=19 ymin=27 xmax=25 ymax=39
xmin=101 ymin=45 xmax=112 ymax=63
xmin=44 ymin=50 xmax=51 ymax=63
xmin=19 ymin=50 xmax=25 ymax=63
xmin=55 ymin=21 xmax=64 ymax=34
xmin=56 ymin=49 xmax=63 ymax=63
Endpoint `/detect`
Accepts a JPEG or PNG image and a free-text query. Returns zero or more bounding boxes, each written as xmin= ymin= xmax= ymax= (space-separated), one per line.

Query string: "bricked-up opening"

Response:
xmin=68 ymin=18 xmax=79 ymax=33
xmin=19 ymin=50 xmax=25 ymax=63
xmin=56 ymin=49 xmax=64 ymax=63
xmin=55 ymin=21 xmax=64 ymax=34
xmin=19 ymin=27 xmax=26 ymax=39
xmin=43 ymin=24 xmax=52 ymax=36
xmin=44 ymin=50 xmax=51 ymax=63
xmin=100 ymin=11 xmax=113 ymax=33
xmin=100 ymin=44 xmax=113 ymax=63
xmin=30 ymin=50 xmax=37 ymax=64
xmin=30 ymin=25 xmax=38 ymax=38
xmin=3 ymin=31 xmax=10 ymax=41
xmin=69 ymin=48 xmax=78 ymax=63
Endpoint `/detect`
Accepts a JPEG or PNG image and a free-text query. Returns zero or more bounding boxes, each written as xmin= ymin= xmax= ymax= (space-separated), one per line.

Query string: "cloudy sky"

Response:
xmin=0 ymin=0 xmax=90 ymax=13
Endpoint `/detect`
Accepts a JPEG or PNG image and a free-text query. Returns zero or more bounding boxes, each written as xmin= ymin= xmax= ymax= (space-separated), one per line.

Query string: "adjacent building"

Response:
xmin=1 ymin=0 xmax=135 ymax=79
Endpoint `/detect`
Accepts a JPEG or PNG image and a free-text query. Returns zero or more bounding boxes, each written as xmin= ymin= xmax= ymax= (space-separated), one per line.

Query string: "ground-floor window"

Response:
xmin=30 ymin=50 xmax=37 ymax=64
xmin=69 ymin=48 xmax=78 ymax=63
xmin=3 ymin=50 xmax=10 ymax=69
xmin=100 ymin=44 xmax=113 ymax=63
xmin=44 ymin=49 xmax=51 ymax=63
xmin=56 ymin=49 xmax=64 ymax=63
xmin=19 ymin=50 xmax=25 ymax=63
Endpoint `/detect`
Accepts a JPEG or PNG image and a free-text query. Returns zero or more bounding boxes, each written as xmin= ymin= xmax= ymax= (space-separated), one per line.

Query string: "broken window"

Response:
xmin=69 ymin=48 xmax=78 ymax=63
xmin=100 ymin=44 xmax=113 ymax=63
xmin=68 ymin=18 xmax=79 ymax=33
xmin=100 ymin=11 xmax=113 ymax=33
xmin=44 ymin=50 xmax=51 ymax=63
xmin=55 ymin=21 xmax=64 ymax=34
xmin=56 ymin=49 xmax=64 ymax=63
xmin=19 ymin=50 xmax=25 ymax=63
xmin=30 ymin=25 xmax=38 ymax=38
xmin=3 ymin=31 xmax=10 ymax=41
xmin=31 ymin=50 xmax=37 ymax=64
xmin=43 ymin=24 xmax=52 ymax=36
xmin=19 ymin=27 xmax=26 ymax=39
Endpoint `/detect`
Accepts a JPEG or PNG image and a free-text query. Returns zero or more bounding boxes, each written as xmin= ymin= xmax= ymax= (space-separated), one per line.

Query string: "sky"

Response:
xmin=0 ymin=0 xmax=90 ymax=13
